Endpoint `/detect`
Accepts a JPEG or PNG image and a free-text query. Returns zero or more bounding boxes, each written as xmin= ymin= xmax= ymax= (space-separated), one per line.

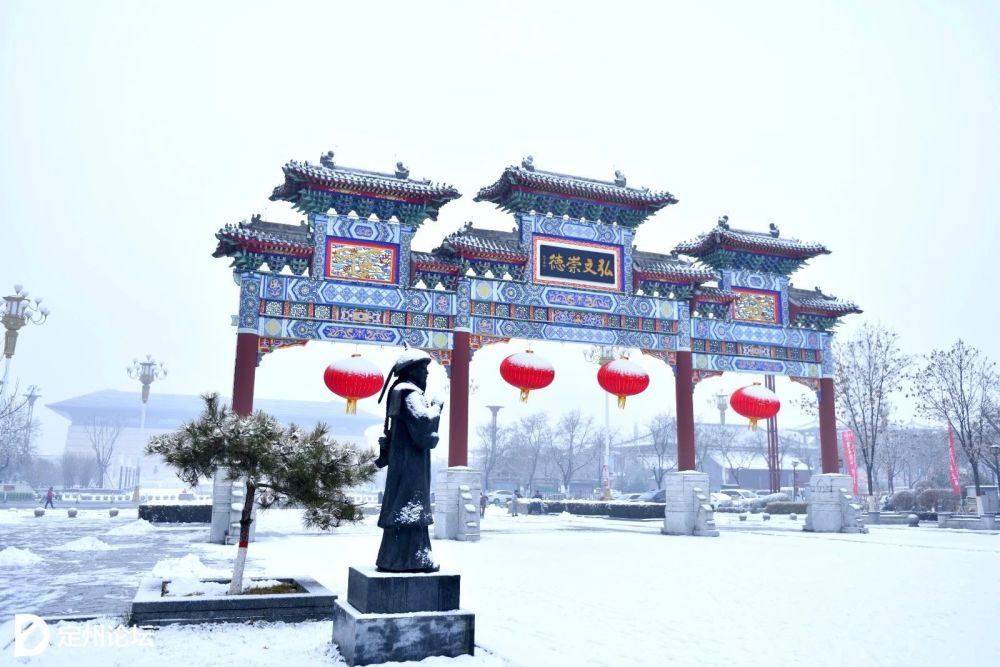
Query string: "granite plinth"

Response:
xmin=130 ymin=576 xmax=335 ymax=626
xmin=331 ymin=599 xmax=475 ymax=666
xmin=348 ymin=566 xmax=460 ymax=613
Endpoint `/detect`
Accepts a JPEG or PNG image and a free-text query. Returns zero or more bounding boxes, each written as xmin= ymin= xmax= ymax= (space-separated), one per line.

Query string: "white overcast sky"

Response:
xmin=2 ymin=1 xmax=999 ymax=456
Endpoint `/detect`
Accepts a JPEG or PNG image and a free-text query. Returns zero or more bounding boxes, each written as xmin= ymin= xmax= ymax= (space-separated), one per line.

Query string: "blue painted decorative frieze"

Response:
xmin=693 ymin=353 xmax=822 ymax=378
xmin=238 ymin=274 xmax=263 ymax=333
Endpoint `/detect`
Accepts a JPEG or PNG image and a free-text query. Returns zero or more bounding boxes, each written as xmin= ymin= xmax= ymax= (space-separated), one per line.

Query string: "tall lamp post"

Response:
xmin=485 ymin=405 xmax=503 ymax=492
xmin=2 ymin=285 xmax=50 ymax=394
xmin=792 ymin=460 xmax=799 ymax=501
xmin=990 ymin=443 xmax=1000 ymax=511
xmin=127 ymin=355 xmax=167 ymax=431
xmin=714 ymin=391 xmax=728 ymax=425
xmin=22 ymin=384 xmax=40 ymax=451
xmin=584 ymin=345 xmax=627 ymax=499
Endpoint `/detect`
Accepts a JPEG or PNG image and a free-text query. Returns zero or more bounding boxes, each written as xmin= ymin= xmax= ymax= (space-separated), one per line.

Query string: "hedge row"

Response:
xmin=139 ymin=504 xmax=212 ymax=523
xmin=765 ymin=501 xmax=808 ymax=515
xmin=608 ymin=502 xmax=665 ymax=520
xmin=517 ymin=499 xmax=666 ymax=519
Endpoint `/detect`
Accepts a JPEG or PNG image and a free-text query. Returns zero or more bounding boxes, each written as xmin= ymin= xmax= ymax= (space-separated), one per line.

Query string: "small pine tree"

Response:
xmin=146 ymin=393 xmax=376 ymax=593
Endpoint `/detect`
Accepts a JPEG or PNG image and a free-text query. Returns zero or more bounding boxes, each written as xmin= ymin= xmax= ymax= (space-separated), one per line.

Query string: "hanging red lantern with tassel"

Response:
xmin=500 ymin=350 xmax=555 ymax=402
xmin=597 ymin=358 xmax=650 ymax=409
xmin=729 ymin=382 xmax=781 ymax=430
xmin=324 ymin=354 xmax=384 ymax=414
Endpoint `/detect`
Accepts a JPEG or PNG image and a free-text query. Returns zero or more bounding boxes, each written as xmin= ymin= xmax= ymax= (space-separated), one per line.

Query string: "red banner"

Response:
xmin=842 ymin=429 xmax=859 ymax=496
xmin=948 ymin=424 xmax=961 ymax=496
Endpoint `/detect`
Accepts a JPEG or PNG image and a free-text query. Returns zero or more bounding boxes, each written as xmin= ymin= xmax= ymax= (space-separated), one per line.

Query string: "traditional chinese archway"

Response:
xmin=211 ymin=151 xmax=860 ymax=540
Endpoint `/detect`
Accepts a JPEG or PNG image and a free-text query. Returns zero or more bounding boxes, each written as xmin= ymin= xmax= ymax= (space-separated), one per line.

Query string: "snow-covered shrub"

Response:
xmin=139 ymin=504 xmax=212 ymax=523
xmin=565 ymin=501 xmax=610 ymax=516
xmin=890 ymin=490 xmax=915 ymax=512
xmin=764 ymin=501 xmax=808 ymax=515
xmin=916 ymin=489 xmax=959 ymax=512
xmin=608 ymin=502 xmax=664 ymax=519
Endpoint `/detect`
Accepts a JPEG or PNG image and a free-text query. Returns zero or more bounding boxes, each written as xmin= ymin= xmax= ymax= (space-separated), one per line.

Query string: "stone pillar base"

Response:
xmin=661 ymin=471 xmax=719 ymax=537
xmin=804 ymin=474 xmax=867 ymax=534
xmin=433 ymin=467 xmax=481 ymax=541
xmin=332 ymin=566 xmax=474 ymax=666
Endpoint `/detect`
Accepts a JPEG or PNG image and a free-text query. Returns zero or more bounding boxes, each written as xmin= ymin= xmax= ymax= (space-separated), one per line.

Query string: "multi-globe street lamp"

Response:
xmin=127 ymin=355 xmax=167 ymax=430
xmin=2 ymin=285 xmax=50 ymax=394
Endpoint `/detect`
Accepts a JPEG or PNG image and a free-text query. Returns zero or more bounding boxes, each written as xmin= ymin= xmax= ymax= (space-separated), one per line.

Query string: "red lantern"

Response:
xmin=324 ymin=354 xmax=384 ymax=414
xmin=500 ymin=350 xmax=555 ymax=402
xmin=729 ymin=382 xmax=781 ymax=430
xmin=597 ymin=359 xmax=650 ymax=409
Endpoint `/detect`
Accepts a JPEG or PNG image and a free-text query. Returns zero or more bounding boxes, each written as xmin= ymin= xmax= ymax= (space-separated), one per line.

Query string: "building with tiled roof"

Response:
xmin=787 ymin=285 xmax=862 ymax=329
xmin=475 ymin=156 xmax=677 ymax=227
xmin=269 ymin=150 xmax=461 ymax=226
xmin=213 ymin=214 xmax=313 ymax=274
xmin=673 ymin=216 xmax=830 ymax=274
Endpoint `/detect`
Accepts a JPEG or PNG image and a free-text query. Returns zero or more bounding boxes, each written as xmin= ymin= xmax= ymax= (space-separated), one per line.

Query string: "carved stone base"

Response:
xmin=661 ymin=471 xmax=719 ymax=537
xmin=332 ymin=567 xmax=474 ymax=666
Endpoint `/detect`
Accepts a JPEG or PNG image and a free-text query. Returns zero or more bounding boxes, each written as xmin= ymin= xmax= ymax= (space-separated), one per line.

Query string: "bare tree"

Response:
xmin=833 ymin=323 xmax=911 ymax=507
xmin=61 ymin=452 xmax=97 ymax=488
xmin=547 ymin=410 xmax=599 ymax=496
xmin=474 ymin=422 xmax=507 ymax=492
xmin=0 ymin=387 xmax=37 ymax=479
xmin=915 ymin=340 xmax=998 ymax=495
xmin=878 ymin=422 xmax=910 ymax=494
xmin=510 ymin=413 xmax=551 ymax=493
xmin=712 ymin=429 xmax=757 ymax=487
xmin=85 ymin=417 xmax=122 ymax=488
xmin=641 ymin=414 xmax=676 ymax=488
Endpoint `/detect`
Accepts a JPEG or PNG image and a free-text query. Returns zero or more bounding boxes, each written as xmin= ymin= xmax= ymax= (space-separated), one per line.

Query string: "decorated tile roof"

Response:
xmin=787 ymin=286 xmax=862 ymax=316
xmin=673 ymin=217 xmax=830 ymax=260
xmin=632 ymin=250 xmax=717 ymax=284
xmin=213 ymin=215 xmax=314 ymax=258
xmin=693 ymin=285 xmax=737 ymax=302
xmin=269 ymin=151 xmax=460 ymax=224
xmin=474 ymin=156 xmax=677 ymax=227
xmin=435 ymin=222 xmax=527 ymax=264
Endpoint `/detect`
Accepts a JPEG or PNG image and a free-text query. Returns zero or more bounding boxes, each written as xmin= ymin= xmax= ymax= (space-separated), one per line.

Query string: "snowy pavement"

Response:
xmin=2 ymin=505 xmax=998 ymax=666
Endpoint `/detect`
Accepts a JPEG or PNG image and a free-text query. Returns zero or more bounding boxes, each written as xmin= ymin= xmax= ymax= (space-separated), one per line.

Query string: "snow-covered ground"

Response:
xmin=2 ymin=506 xmax=997 ymax=666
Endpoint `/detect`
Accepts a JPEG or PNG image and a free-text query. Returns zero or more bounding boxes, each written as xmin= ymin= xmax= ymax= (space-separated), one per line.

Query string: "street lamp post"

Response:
xmin=22 ymin=384 xmax=40 ymax=453
xmin=714 ymin=391 xmax=728 ymax=425
xmin=583 ymin=345 xmax=627 ymax=499
xmin=485 ymin=405 xmax=503 ymax=492
xmin=127 ymin=355 xmax=167 ymax=430
xmin=792 ymin=460 xmax=799 ymax=500
xmin=2 ymin=285 xmax=50 ymax=395
xmin=990 ymin=443 xmax=1000 ymax=513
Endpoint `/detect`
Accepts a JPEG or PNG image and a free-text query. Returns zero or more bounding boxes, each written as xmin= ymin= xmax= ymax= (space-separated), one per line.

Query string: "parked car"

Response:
xmin=487 ymin=490 xmax=515 ymax=506
xmin=718 ymin=489 xmax=760 ymax=508
xmin=622 ymin=493 xmax=645 ymax=502
xmin=710 ymin=492 xmax=733 ymax=510
xmin=636 ymin=489 xmax=666 ymax=503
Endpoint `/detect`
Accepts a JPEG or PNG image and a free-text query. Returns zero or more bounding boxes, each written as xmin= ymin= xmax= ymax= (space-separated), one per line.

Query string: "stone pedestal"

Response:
xmin=332 ymin=566 xmax=475 ymax=666
xmin=661 ymin=471 xmax=719 ymax=537
xmin=433 ymin=466 xmax=480 ymax=541
xmin=803 ymin=474 xmax=867 ymax=533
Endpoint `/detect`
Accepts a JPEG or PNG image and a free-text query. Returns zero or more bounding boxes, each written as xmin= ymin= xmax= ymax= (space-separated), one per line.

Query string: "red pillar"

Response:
xmin=233 ymin=332 xmax=259 ymax=417
xmin=448 ymin=330 xmax=471 ymax=467
xmin=675 ymin=350 xmax=696 ymax=471
xmin=818 ymin=377 xmax=839 ymax=473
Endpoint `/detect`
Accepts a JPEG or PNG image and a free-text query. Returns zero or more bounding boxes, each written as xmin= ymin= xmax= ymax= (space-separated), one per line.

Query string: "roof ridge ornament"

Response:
xmin=614 ymin=170 xmax=627 ymax=188
xmin=320 ymin=150 xmax=335 ymax=168
xmin=769 ymin=222 xmax=780 ymax=238
xmin=717 ymin=215 xmax=730 ymax=229
xmin=394 ymin=161 xmax=410 ymax=180
xmin=521 ymin=155 xmax=535 ymax=171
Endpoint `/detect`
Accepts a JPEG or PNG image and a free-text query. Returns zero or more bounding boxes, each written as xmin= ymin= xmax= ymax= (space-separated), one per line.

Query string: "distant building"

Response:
xmin=46 ymin=390 xmax=381 ymax=486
